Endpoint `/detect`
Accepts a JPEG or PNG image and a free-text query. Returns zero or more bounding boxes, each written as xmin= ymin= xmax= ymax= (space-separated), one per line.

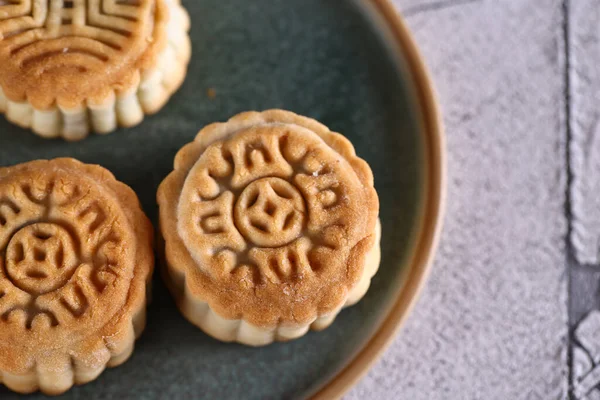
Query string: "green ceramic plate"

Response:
xmin=0 ymin=0 xmax=444 ymax=398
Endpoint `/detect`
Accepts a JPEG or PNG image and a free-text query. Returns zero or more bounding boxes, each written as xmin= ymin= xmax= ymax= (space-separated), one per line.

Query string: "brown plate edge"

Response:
xmin=310 ymin=1 xmax=446 ymax=399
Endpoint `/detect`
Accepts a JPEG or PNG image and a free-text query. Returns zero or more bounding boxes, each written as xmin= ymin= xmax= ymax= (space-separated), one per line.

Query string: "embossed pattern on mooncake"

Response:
xmin=0 ymin=0 xmax=159 ymax=108
xmin=0 ymin=167 xmax=133 ymax=334
xmin=178 ymin=126 xmax=370 ymax=287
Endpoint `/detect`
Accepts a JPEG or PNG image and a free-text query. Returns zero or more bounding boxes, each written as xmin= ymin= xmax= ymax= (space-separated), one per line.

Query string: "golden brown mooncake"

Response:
xmin=158 ymin=110 xmax=381 ymax=346
xmin=0 ymin=158 xmax=153 ymax=395
xmin=0 ymin=0 xmax=191 ymax=140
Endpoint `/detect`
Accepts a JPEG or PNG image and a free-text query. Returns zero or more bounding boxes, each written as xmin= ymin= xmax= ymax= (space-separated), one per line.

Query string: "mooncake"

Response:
xmin=0 ymin=0 xmax=191 ymax=140
xmin=0 ymin=158 xmax=153 ymax=394
xmin=158 ymin=110 xmax=380 ymax=346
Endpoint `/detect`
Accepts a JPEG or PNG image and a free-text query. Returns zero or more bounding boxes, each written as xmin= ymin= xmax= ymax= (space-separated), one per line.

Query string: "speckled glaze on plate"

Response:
xmin=0 ymin=0 xmax=444 ymax=399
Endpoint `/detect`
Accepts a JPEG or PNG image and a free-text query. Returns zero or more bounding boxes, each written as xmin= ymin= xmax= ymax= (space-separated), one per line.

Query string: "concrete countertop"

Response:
xmin=348 ymin=1 xmax=584 ymax=398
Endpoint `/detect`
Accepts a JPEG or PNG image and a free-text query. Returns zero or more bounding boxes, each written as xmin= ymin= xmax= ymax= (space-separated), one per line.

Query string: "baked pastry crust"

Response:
xmin=0 ymin=0 xmax=191 ymax=140
xmin=158 ymin=110 xmax=380 ymax=346
xmin=0 ymin=158 xmax=153 ymax=395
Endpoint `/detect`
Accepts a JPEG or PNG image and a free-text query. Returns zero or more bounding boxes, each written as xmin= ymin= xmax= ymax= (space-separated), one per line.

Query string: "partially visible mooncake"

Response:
xmin=0 ymin=0 xmax=191 ymax=140
xmin=158 ymin=110 xmax=380 ymax=346
xmin=0 ymin=158 xmax=153 ymax=394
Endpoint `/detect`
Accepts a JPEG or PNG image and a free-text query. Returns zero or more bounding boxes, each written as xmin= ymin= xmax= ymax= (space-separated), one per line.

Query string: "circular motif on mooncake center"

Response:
xmin=234 ymin=177 xmax=306 ymax=248
xmin=6 ymin=223 xmax=79 ymax=295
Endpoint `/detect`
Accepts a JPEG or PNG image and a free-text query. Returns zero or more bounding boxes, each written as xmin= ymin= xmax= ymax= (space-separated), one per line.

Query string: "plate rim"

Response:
xmin=310 ymin=1 xmax=446 ymax=398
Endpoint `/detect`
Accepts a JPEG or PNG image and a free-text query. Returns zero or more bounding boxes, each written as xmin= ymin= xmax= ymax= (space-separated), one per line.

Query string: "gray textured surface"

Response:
xmin=349 ymin=1 xmax=570 ymax=399
xmin=570 ymin=0 xmax=600 ymax=265
xmin=576 ymin=311 xmax=600 ymax=364
xmin=568 ymin=0 xmax=600 ymax=397
xmin=567 ymin=0 xmax=600 ymax=396
xmin=399 ymin=0 xmax=480 ymax=17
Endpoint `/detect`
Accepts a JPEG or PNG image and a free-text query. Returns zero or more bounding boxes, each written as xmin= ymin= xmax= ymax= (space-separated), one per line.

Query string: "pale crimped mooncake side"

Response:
xmin=0 ymin=158 xmax=154 ymax=395
xmin=158 ymin=110 xmax=381 ymax=346
xmin=0 ymin=0 xmax=191 ymax=140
